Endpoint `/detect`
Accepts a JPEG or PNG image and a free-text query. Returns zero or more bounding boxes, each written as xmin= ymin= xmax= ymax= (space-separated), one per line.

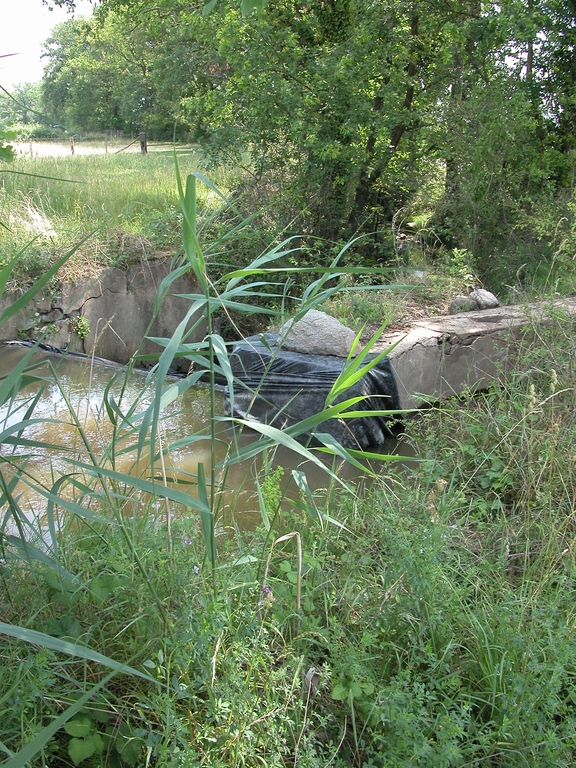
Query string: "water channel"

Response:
xmin=0 ymin=344 xmax=413 ymax=532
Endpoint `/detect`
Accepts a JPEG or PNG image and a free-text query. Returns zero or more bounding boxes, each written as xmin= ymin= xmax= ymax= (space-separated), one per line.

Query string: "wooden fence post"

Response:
xmin=70 ymin=136 xmax=75 ymax=155
xmin=139 ymin=132 xmax=147 ymax=154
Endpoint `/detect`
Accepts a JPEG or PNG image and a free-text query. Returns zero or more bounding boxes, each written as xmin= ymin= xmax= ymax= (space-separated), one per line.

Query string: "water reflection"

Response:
xmin=0 ymin=344 xmax=413 ymax=529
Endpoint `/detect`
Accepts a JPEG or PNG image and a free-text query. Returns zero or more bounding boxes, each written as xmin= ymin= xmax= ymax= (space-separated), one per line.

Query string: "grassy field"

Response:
xmin=0 ymin=142 xmax=237 ymax=288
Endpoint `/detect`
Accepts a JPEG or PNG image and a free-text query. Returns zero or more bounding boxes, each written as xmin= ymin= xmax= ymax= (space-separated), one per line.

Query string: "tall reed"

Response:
xmin=0 ymin=166 xmax=403 ymax=765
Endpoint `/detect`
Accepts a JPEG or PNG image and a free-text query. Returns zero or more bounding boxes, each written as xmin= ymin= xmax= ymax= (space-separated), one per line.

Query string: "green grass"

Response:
xmin=2 ymin=307 xmax=575 ymax=766
xmin=1 ymin=165 xmax=576 ymax=766
xmin=0 ymin=144 xmax=238 ymax=288
xmin=2 ymin=313 xmax=575 ymax=766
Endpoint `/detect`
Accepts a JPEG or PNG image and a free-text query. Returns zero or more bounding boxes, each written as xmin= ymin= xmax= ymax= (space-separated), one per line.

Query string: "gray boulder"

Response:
xmin=449 ymin=296 xmax=480 ymax=314
xmin=279 ymin=309 xmax=356 ymax=357
xmin=469 ymin=288 xmax=500 ymax=309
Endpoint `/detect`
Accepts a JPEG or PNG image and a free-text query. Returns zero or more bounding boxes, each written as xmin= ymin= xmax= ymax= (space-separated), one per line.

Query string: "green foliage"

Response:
xmin=63 ymin=712 xmax=143 ymax=766
xmin=323 ymin=283 xmax=408 ymax=329
xmin=69 ymin=315 xmax=90 ymax=339
xmin=21 ymin=0 xmax=576 ymax=292
xmin=0 ymin=83 xmax=44 ymax=128
xmin=0 ymin=168 xmax=410 ymax=765
xmin=1 ymin=304 xmax=576 ymax=764
xmin=0 ymin=121 xmax=16 ymax=163
xmin=0 ymin=73 xmax=576 ymax=768
xmin=41 ymin=12 xmax=192 ymax=138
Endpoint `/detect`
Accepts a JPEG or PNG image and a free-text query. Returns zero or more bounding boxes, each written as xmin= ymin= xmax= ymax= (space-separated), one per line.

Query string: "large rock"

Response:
xmin=449 ymin=296 xmax=480 ymax=314
xmin=469 ymin=288 xmax=500 ymax=309
xmin=280 ymin=309 xmax=355 ymax=357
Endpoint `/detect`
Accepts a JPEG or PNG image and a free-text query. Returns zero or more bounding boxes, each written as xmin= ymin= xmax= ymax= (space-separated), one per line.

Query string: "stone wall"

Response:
xmin=0 ymin=258 xmax=206 ymax=371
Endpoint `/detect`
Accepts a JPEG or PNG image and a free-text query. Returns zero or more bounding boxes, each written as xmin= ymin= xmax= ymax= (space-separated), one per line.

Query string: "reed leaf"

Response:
xmin=224 ymin=419 xmax=355 ymax=492
xmin=137 ymin=302 xmax=206 ymax=462
xmin=197 ymin=462 xmax=216 ymax=564
xmin=0 ymin=623 xmax=157 ymax=682
xmin=326 ymin=326 xmax=402 ymax=406
xmin=62 ymin=459 xmax=212 ymax=515
xmin=1 ymin=535 xmax=76 ymax=580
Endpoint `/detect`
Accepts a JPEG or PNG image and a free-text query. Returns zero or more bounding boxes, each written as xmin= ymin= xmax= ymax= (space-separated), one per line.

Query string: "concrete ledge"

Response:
xmin=378 ymin=298 xmax=576 ymax=409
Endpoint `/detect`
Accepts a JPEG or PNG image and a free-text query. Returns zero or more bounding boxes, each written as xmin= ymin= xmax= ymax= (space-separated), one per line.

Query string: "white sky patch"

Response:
xmin=0 ymin=0 xmax=94 ymax=90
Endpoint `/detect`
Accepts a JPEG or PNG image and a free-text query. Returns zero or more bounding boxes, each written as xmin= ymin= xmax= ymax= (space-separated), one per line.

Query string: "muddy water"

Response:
xmin=0 ymin=345 xmax=412 ymax=529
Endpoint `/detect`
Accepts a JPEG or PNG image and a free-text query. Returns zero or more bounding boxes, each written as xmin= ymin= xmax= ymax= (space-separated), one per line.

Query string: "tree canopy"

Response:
xmin=26 ymin=0 xmax=576 ymax=283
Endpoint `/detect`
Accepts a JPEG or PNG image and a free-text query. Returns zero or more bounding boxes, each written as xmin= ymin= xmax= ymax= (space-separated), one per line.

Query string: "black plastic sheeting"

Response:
xmin=224 ymin=335 xmax=402 ymax=450
xmin=3 ymin=339 xmax=118 ymax=367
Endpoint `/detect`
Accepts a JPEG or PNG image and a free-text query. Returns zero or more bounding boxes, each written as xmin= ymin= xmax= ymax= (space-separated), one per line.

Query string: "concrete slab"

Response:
xmin=377 ymin=298 xmax=576 ymax=408
xmin=0 ymin=258 xmax=207 ymax=371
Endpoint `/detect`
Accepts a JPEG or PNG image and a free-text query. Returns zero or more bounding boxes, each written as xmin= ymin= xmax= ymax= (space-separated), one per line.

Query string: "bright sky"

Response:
xmin=0 ymin=0 xmax=94 ymax=90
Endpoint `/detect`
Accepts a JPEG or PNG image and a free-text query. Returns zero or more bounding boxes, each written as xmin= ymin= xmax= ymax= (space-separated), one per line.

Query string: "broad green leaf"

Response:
xmin=89 ymin=575 xmax=118 ymax=603
xmin=3 ymin=535 xmax=75 ymax=581
xmin=222 ymin=237 xmax=301 ymax=292
xmin=0 ymin=418 xmax=67 ymax=445
xmin=68 ymin=735 xmax=98 ymax=765
xmin=331 ymin=683 xmax=348 ymax=701
xmin=349 ymin=681 xmax=363 ymax=699
xmin=0 ymin=169 xmax=79 ymax=183
xmin=0 ymin=739 xmax=14 ymax=758
xmin=224 ymin=266 xmax=396 ymax=278
xmin=45 ymin=615 xmax=82 ymax=639
xmin=326 ymin=327 xmax=402 ymax=406
xmin=20 ymin=481 xmax=118 ymax=526
xmin=44 ymin=571 xmax=76 ymax=593
xmin=152 ymin=261 xmax=192 ymax=317
xmin=138 ymin=301 xmax=206 ymax=462
xmin=64 ymin=718 xmax=93 ymax=738
xmin=313 ymin=432 xmax=377 ymax=477
xmin=158 ymin=372 xmax=206 ymax=411
xmin=0 ymin=349 xmax=41 ymax=408
xmin=115 ymin=733 xmax=144 ymax=766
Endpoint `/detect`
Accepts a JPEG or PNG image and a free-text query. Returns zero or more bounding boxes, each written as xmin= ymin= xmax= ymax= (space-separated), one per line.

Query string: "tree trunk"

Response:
xmin=347 ymin=13 xmax=419 ymax=234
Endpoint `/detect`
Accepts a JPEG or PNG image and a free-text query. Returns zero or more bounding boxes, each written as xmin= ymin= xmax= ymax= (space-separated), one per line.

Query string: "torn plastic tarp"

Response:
xmin=224 ymin=334 xmax=402 ymax=450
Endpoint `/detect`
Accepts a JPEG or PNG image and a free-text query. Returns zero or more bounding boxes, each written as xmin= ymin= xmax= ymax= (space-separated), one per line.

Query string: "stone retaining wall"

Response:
xmin=0 ymin=258 xmax=205 ymax=371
